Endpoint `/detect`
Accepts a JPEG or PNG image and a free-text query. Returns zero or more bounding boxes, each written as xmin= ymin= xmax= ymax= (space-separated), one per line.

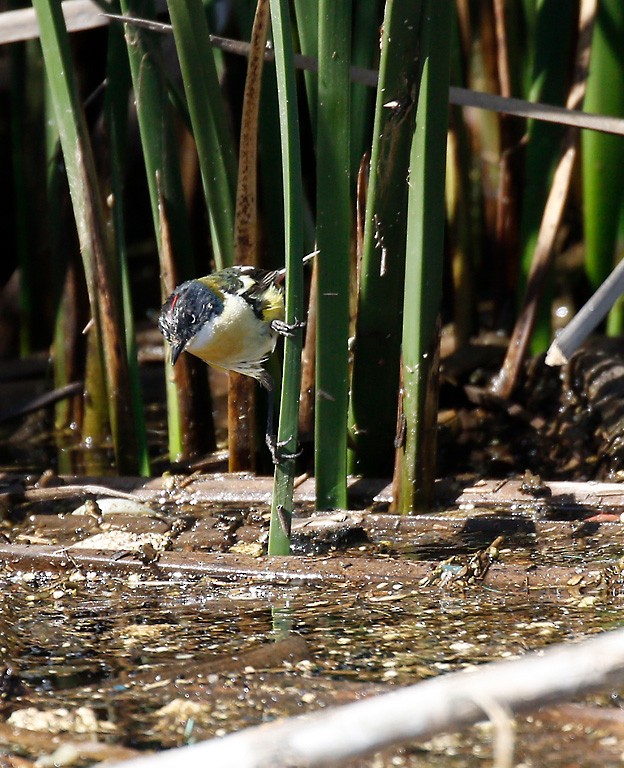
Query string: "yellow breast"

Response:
xmin=185 ymin=293 xmax=280 ymax=380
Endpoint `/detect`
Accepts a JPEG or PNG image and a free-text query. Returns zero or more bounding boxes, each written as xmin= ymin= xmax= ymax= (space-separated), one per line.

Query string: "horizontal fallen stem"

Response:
xmin=0 ymin=543 xmax=620 ymax=596
xmin=4 ymin=6 xmax=624 ymax=136
xmin=5 ymin=474 xmax=624 ymax=515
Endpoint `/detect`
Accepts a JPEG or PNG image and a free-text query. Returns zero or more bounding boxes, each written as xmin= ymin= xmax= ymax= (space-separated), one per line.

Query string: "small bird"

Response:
xmin=158 ymin=264 xmax=304 ymax=461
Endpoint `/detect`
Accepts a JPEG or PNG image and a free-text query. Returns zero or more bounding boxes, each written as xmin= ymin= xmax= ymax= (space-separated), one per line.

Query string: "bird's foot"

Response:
xmin=266 ymin=433 xmax=302 ymax=465
xmin=270 ymin=318 xmax=306 ymax=338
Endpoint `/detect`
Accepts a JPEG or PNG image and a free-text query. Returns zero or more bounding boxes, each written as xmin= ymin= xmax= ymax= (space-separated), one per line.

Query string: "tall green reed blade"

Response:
xmin=315 ymin=1 xmax=351 ymax=509
xmin=119 ymin=0 xmax=212 ymax=463
xmin=518 ymin=0 xmax=576 ymax=353
xmin=119 ymin=0 xmax=196 ymax=262
xmin=292 ymin=0 xmax=318 ymax=132
xmin=348 ymin=0 xmax=425 ymax=477
xmin=582 ymin=0 xmax=624 ymax=334
xmin=268 ymin=0 xmax=305 ymax=556
xmin=166 ymin=0 xmax=237 ymax=271
xmin=33 ymin=0 xmax=139 ymax=473
xmin=350 ymin=0 xmax=380 ymax=176
xmin=396 ymin=0 xmax=451 ymax=513
xmin=104 ymin=21 xmax=151 ymax=477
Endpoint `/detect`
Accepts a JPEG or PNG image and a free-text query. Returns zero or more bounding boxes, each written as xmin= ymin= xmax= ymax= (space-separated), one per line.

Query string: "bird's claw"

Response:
xmin=271 ymin=318 xmax=306 ymax=337
xmin=266 ymin=433 xmax=302 ymax=465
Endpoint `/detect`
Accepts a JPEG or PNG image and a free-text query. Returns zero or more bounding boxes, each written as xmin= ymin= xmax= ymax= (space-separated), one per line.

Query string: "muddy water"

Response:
xmin=1 ymin=505 xmax=623 ymax=768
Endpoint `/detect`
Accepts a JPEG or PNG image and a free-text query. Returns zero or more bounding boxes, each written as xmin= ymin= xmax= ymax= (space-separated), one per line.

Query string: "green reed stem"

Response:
xmin=314 ymin=1 xmax=351 ymax=509
xmin=268 ymin=0 xmax=305 ymax=556
xmin=396 ymin=0 xmax=451 ymax=513
xmin=167 ymin=0 xmax=237 ymax=270
xmin=105 ymin=21 xmax=151 ymax=476
xmin=120 ymin=0 xmax=205 ymax=463
xmin=292 ymin=0 xmax=319 ymax=134
xmin=119 ymin=1 xmax=194 ymax=263
xmin=582 ymin=0 xmax=624 ymax=335
xmin=34 ymin=0 xmax=138 ymax=473
xmin=349 ymin=0 xmax=380 ymax=176
xmin=348 ymin=0 xmax=424 ymax=477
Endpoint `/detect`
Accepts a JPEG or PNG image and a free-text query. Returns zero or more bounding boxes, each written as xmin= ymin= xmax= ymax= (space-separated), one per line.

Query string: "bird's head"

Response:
xmin=158 ymin=280 xmax=223 ymax=365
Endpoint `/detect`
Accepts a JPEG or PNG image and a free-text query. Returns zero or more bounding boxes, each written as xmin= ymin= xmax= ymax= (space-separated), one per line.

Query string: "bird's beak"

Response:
xmin=171 ymin=342 xmax=185 ymax=366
